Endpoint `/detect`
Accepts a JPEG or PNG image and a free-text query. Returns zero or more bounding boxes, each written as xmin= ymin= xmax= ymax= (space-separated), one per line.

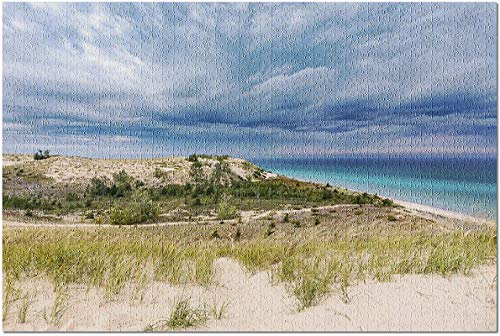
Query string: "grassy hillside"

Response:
xmin=3 ymin=154 xmax=393 ymax=225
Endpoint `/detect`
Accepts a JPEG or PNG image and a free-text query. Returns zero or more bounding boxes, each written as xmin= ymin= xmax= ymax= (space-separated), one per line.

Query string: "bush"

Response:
xmin=265 ymin=222 xmax=275 ymax=236
xmin=321 ymin=188 xmax=333 ymax=200
xmin=187 ymin=154 xmax=198 ymax=162
xmin=109 ymin=191 xmax=159 ymax=225
xmin=86 ymin=171 xmax=136 ymax=198
xmin=382 ymin=198 xmax=394 ymax=207
xmin=190 ymin=161 xmax=204 ymax=185
xmin=153 ymin=168 xmax=169 ymax=179
xmin=217 ymin=194 xmax=237 ymax=220
xmin=34 ymin=149 xmax=50 ymax=161
xmin=3 ymin=194 xmax=55 ymax=211
xmin=111 ymin=170 xmax=133 ymax=197
xmin=87 ymin=177 xmax=111 ymax=196
xmin=65 ymin=192 xmax=80 ymax=202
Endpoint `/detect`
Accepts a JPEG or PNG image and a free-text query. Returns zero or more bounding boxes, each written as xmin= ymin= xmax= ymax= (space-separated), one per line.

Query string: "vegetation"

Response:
xmin=42 ymin=285 xmax=68 ymax=327
xmin=2 ymin=154 xmax=497 ymax=326
xmin=87 ymin=170 xmax=134 ymax=198
xmin=17 ymin=293 xmax=30 ymax=323
xmin=3 ymin=211 xmax=496 ymax=312
xmin=34 ymin=149 xmax=50 ymax=161
xmin=3 ymin=158 xmax=393 ymax=224
xmin=217 ymin=194 xmax=238 ymax=220
xmin=188 ymin=154 xmax=229 ymax=162
xmin=109 ymin=191 xmax=159 ymax=225
xmin=145 ymin=297 xmax=208 ymax=331
xmin=165 ymin=298 xmax=208 ymax=329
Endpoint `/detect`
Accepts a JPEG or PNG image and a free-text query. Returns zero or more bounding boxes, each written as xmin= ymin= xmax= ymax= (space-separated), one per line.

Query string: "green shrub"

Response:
xmin=110 ymin=170 xmax=133 ymax=197
xmin=382 ymin=198 xmax=394 ymax=207
xmin=3 ymin=194 xmax=55 ymax=211
xmin=87 ymin=171 xmax=136 ymax=198
xmin=187 ymin=154 xmax=198 ymax=162
xmin=265 ymin=222 xmax=275 ymax=236
xmin=190 ymin=161 xmax=204 ymax=184
xmin=87 ymin=177 xmax=111 ymax=196
xmin=65 ymin=192 xmax=80 ymax=202
xmin=166 ymin=298 xmax=207 ymax=329
xmin=211 ymin=230 xmax=220 ymax=239
xmin=153 ymin=168 xmax=168 ymax=179
xmin=109 ymin=192 xmax=159 ymax=225
xmin=34 ymin=149 xmax=50 ymax=161
xmin=217 ymin=194 xmax=237 ymax=220
xmin=321 ymin=188 xmax=333 ymax=200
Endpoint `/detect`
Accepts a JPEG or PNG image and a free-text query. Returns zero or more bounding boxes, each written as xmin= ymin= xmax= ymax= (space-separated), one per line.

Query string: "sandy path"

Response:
xmin=2 ymin=204 xmax=357 ymax=229
xmin=3 ymin=258 xmax=496 ymax=332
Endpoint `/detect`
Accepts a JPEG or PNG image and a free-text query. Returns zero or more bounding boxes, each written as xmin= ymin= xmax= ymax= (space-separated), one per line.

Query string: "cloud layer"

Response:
xmin=3 ymin=3 xmax=496 ymax=158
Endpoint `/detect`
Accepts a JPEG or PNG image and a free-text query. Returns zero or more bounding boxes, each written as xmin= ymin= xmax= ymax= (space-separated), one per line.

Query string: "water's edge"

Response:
xmin=254 ymin=157 xmax=497 ymax=220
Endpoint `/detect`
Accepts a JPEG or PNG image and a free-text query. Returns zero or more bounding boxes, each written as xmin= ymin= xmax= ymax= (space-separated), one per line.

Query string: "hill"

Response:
xmin=3 ymin=153 xmax=391 ymax=226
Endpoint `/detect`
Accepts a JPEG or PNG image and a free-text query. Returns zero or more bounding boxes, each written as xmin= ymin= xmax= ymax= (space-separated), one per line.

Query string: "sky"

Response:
xmin=2 ymin=3 xmax=497 ymax=159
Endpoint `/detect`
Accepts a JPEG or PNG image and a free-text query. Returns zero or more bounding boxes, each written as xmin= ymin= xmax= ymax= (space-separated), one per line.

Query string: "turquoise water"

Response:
xmin=253 ymin=157 xmax=497 ymax=220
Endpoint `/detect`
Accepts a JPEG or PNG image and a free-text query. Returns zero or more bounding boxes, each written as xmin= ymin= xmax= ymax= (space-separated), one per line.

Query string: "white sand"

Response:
xmin=394 ymin=199 xmax=495 ymax=226
xmin=3 ymin=258 xmax=496 ymax=332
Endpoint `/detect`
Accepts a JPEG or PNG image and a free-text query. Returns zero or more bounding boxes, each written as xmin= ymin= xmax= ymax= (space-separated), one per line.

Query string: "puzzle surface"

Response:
xmin=2 ymin=3 xmax=497 ymax=332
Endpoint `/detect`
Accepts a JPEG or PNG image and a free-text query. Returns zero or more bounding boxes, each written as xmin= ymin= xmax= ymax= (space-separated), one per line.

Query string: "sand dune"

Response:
xmin=3 ymin=258 xmax=496 ymax=332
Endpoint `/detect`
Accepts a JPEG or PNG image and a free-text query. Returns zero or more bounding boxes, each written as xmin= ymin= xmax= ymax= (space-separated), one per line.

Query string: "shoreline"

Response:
xmin=391 ymin=199 xmax=495 ymax=226
xmin=3 ymin=153 xmax=496 ymax=225
xmin=271 ymin=173 xmax=496 ymax=225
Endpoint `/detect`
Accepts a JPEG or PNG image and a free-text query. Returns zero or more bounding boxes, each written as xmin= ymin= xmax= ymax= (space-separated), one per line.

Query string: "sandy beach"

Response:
xmin=393 ymin=199 xmax=495 ymax=226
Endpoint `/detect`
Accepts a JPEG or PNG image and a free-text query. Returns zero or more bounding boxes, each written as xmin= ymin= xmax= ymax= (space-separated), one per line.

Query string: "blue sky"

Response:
xmin=3 ymin=3 xmax=497 ymax=159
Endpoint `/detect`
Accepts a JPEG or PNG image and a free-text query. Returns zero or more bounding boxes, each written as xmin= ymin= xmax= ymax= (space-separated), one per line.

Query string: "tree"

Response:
xmin=190 ymin=160 xmax=204 ymax=185
xmin=34 ymin=149 xmax=50 ymax=161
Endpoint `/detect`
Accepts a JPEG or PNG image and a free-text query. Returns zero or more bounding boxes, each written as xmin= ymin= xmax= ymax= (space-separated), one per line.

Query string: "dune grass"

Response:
xmin=42 ymin=285 xmax=69 ymax=327
xmin=145 ymin=297 xmax=208 ymax=331
xmin=3 ymin=209 xmax=496 ymax=312
xmin=17 ymin=290 xmax=32 ymax=324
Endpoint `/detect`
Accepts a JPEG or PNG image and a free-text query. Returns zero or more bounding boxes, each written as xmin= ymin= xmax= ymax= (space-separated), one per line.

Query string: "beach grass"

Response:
xmin=3 ymin=212 xmax=496 ymax=311
xmin=2 ymin=154 xmax=497 ymax=317
xmin=145 ymin=297 xmax=208 ymax=331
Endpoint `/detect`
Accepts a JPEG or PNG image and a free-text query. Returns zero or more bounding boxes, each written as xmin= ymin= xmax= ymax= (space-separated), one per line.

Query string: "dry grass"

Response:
xmin=3 ymin=206 xmax=496 ymax=312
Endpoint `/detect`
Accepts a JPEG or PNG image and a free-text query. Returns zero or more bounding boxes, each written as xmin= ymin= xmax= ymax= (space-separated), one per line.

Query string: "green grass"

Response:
xmin=17 ymin=292 xmax=31 ymax=323
xmin=209 ymin=299 xmax=229 ymax=320
xmin=145 ymin=297 xmax=208 ymax=331
xmin=3 ymin=210 xmax=495 ymax=312
xmin=3 ymin=276 xmax=20 ymax=322
xmin=42 ymin=285 xmax=69 ymax=327
xmin=274 ymin=256 xmax=335 ymax=310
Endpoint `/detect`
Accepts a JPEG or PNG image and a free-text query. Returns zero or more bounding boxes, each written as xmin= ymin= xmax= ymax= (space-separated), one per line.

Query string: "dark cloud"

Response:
xmin=2 ymin=3 xmax=496 ymax=158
